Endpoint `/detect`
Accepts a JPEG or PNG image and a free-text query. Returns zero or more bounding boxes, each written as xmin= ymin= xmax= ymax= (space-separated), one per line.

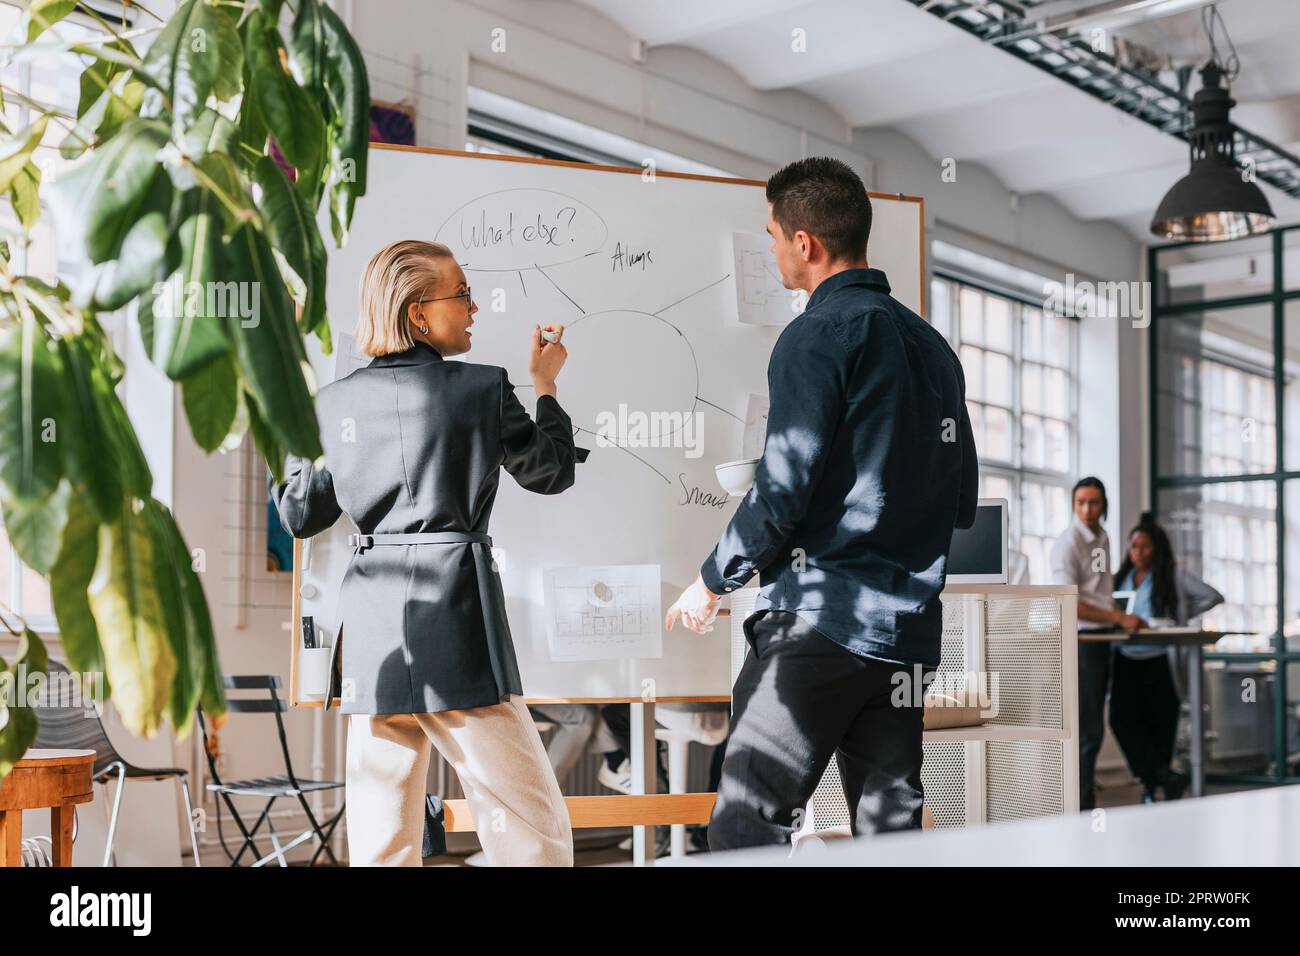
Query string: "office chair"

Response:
xmin=196 ymin=675 xmax=344 ymax=866
xmin=32 ymin=659 xmax=203 ymax=867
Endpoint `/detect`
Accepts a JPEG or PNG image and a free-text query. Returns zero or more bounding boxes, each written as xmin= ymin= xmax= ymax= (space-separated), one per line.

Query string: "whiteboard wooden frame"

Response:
xmin=289 ymin=143 xmax=926 ymax=710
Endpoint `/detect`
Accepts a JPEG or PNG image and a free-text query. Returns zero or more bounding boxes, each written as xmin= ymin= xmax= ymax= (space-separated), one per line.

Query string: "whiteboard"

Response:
xmin=293 ymin=145 xmax=924 ymax=704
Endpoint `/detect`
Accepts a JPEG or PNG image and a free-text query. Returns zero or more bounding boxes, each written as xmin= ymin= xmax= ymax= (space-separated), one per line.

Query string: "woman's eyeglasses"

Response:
xmin=419 ymin=287 xmax=473 ymax=309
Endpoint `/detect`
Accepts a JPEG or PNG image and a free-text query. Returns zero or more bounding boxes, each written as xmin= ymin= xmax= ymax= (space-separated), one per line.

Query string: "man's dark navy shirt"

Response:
xmin=701 ymin=267 xmax=978 ymax=669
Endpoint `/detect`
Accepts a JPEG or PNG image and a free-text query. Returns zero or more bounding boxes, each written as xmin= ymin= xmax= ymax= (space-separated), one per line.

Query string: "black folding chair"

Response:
xmin=33 ymin=659 xmax=202 ymax=866
xmin=196 ymin=675 xmax=344 ymax=867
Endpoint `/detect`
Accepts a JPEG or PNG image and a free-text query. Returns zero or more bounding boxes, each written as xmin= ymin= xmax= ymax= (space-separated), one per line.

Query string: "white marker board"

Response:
xmin=292 ymin=145 xmax=924 ymax=705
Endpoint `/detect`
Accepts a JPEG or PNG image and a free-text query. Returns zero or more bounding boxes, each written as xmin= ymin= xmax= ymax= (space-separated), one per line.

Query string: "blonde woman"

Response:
xmin=271 ymin=239 xmax=582 ymax=866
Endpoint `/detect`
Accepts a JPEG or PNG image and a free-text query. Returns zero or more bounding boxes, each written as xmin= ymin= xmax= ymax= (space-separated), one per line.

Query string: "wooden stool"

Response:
xmin=0 ymin=749 xmax=96 ymax=867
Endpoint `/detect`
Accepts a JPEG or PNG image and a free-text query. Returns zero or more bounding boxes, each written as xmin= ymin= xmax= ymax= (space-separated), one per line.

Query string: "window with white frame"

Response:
xmin=930 ymin=262 xmax=1080 ymax=584
xmin=465 ymin=87 xmax=736 ymax=175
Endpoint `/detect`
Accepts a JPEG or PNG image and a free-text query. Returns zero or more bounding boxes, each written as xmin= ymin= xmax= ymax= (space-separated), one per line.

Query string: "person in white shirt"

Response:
xmin=1050 ymin=477 xmax=1142 ymax=810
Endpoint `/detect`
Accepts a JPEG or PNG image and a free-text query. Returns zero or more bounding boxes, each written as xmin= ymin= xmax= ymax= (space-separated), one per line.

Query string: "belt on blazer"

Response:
xmin=347 ymin=531 xmax=492 ymax=554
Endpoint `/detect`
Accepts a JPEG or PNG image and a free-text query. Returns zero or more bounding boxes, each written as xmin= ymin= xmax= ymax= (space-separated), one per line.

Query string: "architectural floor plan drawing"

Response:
xmin=543 ymin=564 xmax=663 ymax=661
xmin=733 ymin=231 xmax=806 ymax=326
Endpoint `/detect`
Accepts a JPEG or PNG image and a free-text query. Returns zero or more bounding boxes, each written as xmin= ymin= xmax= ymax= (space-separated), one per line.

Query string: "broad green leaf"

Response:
xmin=77 ymin=37 xmax=141 ymax=118
xmin=99 ymin=397 xmax=153 ymax=502
xmin=237 ymin=77 xmax=267 ymax=161
xmin=62 ymin=70 xmax=145 ymax=159
xmin=50 ymin=494 xmax=108 ymax=692
xmin=138 ymin=189 xmax=231 ymax=379
xmin=140 ymin=0 xmax=244 ymax=131
xmin=245 ymin=388 xmax=287 ymax=483
xmin=73 ymin=172 xmax=175 ymax=311
xmin=67 ymin=41 xmax=165 ymax=97
xmin=87 ymin=502 xmax=177 ymax=738
xmin=55 ymin=336 xmax=123 ymax=522
xmin=224 ymin=224 xmax=322 ymax=459
xmin=314 ymin=308 xmax=333 ymax=354
xmin=20 ymin=0 xmax=78 ymax=43
xmin=140 ymin=499 xmax=195 ymax=737
xmin=15 ymin=275 xmax=70 ymax=303
xmin=157 ymin=498 xmax=224 ymax=721
xmin=0 ymin=313 xmax=64 ymax=503
xmin=246 ymin=9 xmax=324 ymax=196
xmin=0 ymin=628 xmax=49 ymax=773
xmin=86 ymin=347 xmax=153 ymax=500
xmin=1 ymin=478 xmax=71 ymax=575
xmin=254 ymin=154 xmax=325 ymax=335
xmin=181 ymin=107 xmax=241 ymax=160
xmin=288 ymin=0 xmax=328 ymax=111
xmin=0 ymin=693 xmax=36 ymax=783
xmin=319 ymin=3 xmax=369 ymax=245
xmin=48 ymin=117 xmax=169 ymax=265
xmin=181 ymin=349 xmax=238 ymax=452
xmin=9 ymin=160 xmax=41 ymax=230
xmin=218 ymin=385 xmax=250 ymax=453
xmin=0 ymin=114 xmax=49 ymax=194
xmin=15 ymin=628 xmax=49 ymax=679
xmin=193 ymin=151 xmax=257 ymax=233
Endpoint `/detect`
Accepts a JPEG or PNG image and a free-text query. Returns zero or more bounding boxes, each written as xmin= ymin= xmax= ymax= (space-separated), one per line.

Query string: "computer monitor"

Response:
xmin=946 ymin=498 xmax=1009 ymax=584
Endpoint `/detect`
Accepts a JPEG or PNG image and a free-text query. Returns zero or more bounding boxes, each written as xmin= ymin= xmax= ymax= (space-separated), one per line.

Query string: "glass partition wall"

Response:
xmin=1151 ymin=224 xmax=1300 ymax=786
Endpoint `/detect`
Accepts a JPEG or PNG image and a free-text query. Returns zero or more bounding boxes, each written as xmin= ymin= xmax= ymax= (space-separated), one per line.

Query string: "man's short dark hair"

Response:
xmin=766 ymin=157 xmax=872 ymax=263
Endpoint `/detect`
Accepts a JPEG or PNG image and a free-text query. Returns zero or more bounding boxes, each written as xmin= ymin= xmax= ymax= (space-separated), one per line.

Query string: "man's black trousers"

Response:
xmin=708 ymin=610 xmax=929 ymax=850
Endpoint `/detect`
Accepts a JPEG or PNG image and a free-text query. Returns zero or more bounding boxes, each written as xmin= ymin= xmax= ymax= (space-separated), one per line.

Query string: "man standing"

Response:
xmin=666 ymin=157 xmax=978 ymax=849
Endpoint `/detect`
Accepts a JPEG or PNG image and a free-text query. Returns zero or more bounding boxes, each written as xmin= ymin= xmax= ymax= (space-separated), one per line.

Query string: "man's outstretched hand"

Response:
xmin=665 ymin=574 xmax=723 ymax=634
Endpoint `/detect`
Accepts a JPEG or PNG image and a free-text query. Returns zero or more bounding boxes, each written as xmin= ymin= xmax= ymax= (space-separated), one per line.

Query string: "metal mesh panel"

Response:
xmin=921 ymin=741 xmax=967 ymax=828
xmin=809 ymin=761 xmax=852 ymax=831
xmin=985 ymin=597 xmax=1063 ymax=729
xmin=938 ymin=595 xmax=969 ymax=675
xmin=986 ymin=739 xmax=1065 ymax=822
xmin=729 ymin=588 xmax=760 ymax=689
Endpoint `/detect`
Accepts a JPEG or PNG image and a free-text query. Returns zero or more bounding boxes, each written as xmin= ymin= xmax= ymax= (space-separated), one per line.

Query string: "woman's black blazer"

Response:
xmin=270 ymin=340 xmax=584 ymax=714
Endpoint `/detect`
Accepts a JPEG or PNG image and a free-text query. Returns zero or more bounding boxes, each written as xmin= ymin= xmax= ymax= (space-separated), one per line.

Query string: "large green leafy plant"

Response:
xmin=0 ymin=0 xmax=369 ymax=781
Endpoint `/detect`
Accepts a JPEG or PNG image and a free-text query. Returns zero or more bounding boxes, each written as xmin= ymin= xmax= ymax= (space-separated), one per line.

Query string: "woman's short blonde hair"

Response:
xmin=355 ymin=239 xmax=455 ymax=356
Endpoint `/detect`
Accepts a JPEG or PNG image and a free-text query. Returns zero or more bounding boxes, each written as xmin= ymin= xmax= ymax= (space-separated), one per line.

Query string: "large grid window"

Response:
xmin=1152 ymin=223 xmax=1300 ymax=786
xmin=931 ymin=273 xmax=1079 ymax=584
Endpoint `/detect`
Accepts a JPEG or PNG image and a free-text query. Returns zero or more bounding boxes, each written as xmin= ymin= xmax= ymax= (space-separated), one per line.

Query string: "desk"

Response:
xmin=669 ymin=782 xmax=1300 ymax=866
xmin=0 ymin=749 xmax=96 ymax=866
xmin=1078 ymin=628 xmax=1239 ymax=798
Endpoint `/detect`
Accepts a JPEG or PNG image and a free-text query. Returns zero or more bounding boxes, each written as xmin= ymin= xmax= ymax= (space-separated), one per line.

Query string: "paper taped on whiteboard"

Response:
xmin=732 ymin=232 xmax=806 ymax=326
xmin=543 ymin=565 xmax=663 ymax=662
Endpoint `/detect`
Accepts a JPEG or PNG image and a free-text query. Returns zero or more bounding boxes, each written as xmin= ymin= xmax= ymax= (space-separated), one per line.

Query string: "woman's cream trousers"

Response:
xmin=345 ymin=695 xmax=573 ymax=866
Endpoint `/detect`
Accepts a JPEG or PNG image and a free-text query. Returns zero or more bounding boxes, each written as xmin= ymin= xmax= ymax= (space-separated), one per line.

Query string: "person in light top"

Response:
xmin=1110 ymin=513 xmax=1223 ymax=803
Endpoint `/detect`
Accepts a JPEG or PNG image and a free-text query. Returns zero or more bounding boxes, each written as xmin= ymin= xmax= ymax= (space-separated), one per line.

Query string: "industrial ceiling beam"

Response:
xmin=904 ymin=0 xmax=1300 ymax=199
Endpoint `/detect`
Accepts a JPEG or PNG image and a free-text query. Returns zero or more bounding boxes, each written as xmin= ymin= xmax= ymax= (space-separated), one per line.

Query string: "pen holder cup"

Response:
xmin=299 ymin=646 xmax=333 ymax=700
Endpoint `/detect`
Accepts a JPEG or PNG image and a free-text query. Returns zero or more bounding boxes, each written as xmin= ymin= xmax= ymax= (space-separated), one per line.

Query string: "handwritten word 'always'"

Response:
xmin=610 ymin=241 xmax=653 ymax=272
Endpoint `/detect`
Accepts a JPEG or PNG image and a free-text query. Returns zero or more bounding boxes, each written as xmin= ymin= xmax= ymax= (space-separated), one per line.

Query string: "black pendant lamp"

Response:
xmin=1150 ymin=61 xmax=1275 ymax=242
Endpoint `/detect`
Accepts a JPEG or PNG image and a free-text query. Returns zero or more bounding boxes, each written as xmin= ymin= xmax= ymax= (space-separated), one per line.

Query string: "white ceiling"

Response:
xmin=576 ymin=0 xmax=1300 ymax=240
